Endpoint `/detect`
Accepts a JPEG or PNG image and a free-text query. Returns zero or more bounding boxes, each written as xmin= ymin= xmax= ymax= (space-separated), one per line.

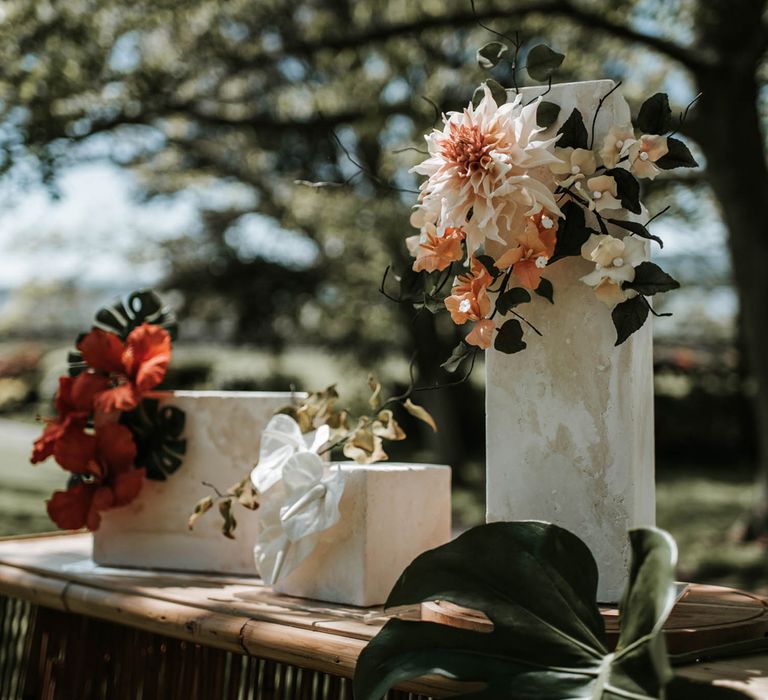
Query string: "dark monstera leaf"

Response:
xmin=68 ymin=289 xmax=177 ymax=376
xmin=121 ymin=398 xmax=187 ymax=481
xmin=354 ymin=523 xmax=697 ymax=700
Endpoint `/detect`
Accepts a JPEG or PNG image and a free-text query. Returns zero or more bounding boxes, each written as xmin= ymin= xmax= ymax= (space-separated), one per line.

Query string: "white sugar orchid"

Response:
xmin=251 ymin=413 xmax=330 ymax=494
xmin=410 ymin=84 xmax=563 ymax=256
xmin=251 ymin=415 xmax=346 ymax=585
xmin=580 ymin=233 xmax=648 ymax=306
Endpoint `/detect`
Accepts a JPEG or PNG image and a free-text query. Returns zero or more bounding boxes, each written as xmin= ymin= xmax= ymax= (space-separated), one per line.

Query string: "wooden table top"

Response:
xmin=0 ymin=532 xmax=767 ymax=698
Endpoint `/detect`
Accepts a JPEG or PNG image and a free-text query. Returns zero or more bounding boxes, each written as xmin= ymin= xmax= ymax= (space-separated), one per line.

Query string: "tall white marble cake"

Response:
xmin=485 ymin=81 xmax=655 ymax=603
xmin=93 ymin=390 xmax=300 ymax=574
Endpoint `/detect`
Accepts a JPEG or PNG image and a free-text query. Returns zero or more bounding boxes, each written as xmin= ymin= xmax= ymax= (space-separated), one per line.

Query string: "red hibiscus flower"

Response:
xmin=46 ymin=423 xmax=145 ymax=531
xmin=31 ymin=373 xmax=109 ymax=464
xmin=77 ymin=323 xmax=172 ymax=414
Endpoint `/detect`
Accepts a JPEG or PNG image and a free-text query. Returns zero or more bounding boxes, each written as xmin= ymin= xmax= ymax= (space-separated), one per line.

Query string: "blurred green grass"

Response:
xmin=0 ymin=417 xmax=765 ymax=592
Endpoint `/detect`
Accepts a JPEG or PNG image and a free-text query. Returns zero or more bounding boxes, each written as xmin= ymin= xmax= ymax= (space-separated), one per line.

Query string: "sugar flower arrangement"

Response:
xmin=31 ymin=290 xmax=186 ymax=531
xmin=389 ymin=40 xmax=697 ymax=370
xmin=189 ymin=379 xmax=436 ymax=584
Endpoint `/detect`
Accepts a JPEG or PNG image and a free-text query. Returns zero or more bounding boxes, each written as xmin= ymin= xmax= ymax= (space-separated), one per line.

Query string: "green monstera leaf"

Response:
xmin=121 ymin=398 xmax=187 ymax=481
xmin=68 ymin=289 xmax=178 ymax=376
xmin=354 ymin=523 xmax=748 ymax=700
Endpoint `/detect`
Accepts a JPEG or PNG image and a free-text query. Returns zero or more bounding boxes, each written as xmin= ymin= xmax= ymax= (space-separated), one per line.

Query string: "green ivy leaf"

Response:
xmin=636 ymin=93 xmax=673 ymax=134
xmin=556 ymin=108 xmax=588 ymax=150
xmin=535 ymin=277 xmax=554 ymax=304
xmin=536 ymin=100 xmax=560 ymax=129
xmin=551 ymin=201 xmax=589 ymax=262
xmin=624 ymin=262 xmax=680 ymax=296
xmin=605 ymin=168 xmax=641 ymax=215
xmin=485 ymin=79 xmax=508 ymax=105
xmin=441 ymin=342 xmax=471 ymax=373
xmin=606 ymin=218 xmax=663 ymax=247
xmin=476 ymin=41 xmax=508 ymax=69
xmin=526 ymin=44 xmax=565 ymax=82
xmin=656 ymin=137 xmax=698 ymax=169
xmin=354 ymin=523 xmax=686 ymax=700
xmin=612 ymin=295 xmax=649 ymax=346
xmin=121 ymin=399 xmax=187 ymax=481
xmin=495 ymin=287 xmax=531 ymax=315
xmin=494 ymin=319 xmax=526 ymax=354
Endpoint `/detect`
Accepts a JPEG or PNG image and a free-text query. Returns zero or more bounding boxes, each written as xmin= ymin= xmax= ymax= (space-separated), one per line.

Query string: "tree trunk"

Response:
xmin=693 ymin=66 xmax=768 ymax=528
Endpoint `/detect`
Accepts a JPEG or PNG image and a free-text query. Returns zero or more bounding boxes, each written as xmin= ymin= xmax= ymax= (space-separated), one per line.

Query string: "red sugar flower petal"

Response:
xmin=78 ymin=329 xmax=125 ymax=374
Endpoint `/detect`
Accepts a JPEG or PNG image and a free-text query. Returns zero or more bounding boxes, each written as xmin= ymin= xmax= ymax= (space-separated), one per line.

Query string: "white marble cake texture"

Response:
xmin=272 ymin=462 xmax=452 ymax=607
xmin=93 ymin=391 xmax=298 ymax=574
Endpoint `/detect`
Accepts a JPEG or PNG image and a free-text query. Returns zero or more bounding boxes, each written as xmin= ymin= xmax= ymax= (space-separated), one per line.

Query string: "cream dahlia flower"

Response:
xmin=580 ymin=233 xmax=647 ymax=306
xmin=410 ymin=84 xmax=563 ymax=255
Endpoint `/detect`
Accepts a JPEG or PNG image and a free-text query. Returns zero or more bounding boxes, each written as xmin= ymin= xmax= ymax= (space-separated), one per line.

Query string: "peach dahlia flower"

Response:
xmin=410 ymin=84 xmax=563 ymax=256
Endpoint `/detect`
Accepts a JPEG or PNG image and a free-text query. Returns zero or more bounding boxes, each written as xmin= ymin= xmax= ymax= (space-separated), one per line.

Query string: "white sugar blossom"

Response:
xmin=580 ymin=233 xmax=647 ymax=306
xmin=574 ymin=174 xmax=623 ymax=213
xmin=599 ymin=126 xmax=636 ymax=169
xmin=410 ymin=84 xmax=563 ymax=255
xmin=550 ymin=147 xmax=597 ymax=188
xmin=628 ymin=134 xmax=669 ymax=180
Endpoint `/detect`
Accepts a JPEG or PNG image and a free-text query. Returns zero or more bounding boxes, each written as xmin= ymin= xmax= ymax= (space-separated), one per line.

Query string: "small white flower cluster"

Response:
xmin=549 ymin=126 xmax=668 ymax=306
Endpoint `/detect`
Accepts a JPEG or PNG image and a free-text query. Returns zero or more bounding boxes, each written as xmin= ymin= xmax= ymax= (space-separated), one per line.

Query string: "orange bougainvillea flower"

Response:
xmin=494 ymin=211 xmax=558 ymax=290
xmin=46 ymin=423 xmax=144 ymax=531
xmin=77 ymin=324 xmax=172 ymax=414
xmin=31 ymin=373 xmax=109 ymax=464
xmin=408 ymin=226 xmax=466 ymax=273
xmin=466 ymin=319 xmax=496 ymax=349
xmin=444 ymin=257 xmax=493 ymax=324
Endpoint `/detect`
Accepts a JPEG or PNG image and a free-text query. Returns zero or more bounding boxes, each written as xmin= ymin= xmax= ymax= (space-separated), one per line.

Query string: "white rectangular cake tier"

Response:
xmin=93 ymin=390 xmax=301 ymax=575
xmin=485 ymin=80 xmax=655 ymax=604
xmin=273 ymin=462 xmax=452 ymax=607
